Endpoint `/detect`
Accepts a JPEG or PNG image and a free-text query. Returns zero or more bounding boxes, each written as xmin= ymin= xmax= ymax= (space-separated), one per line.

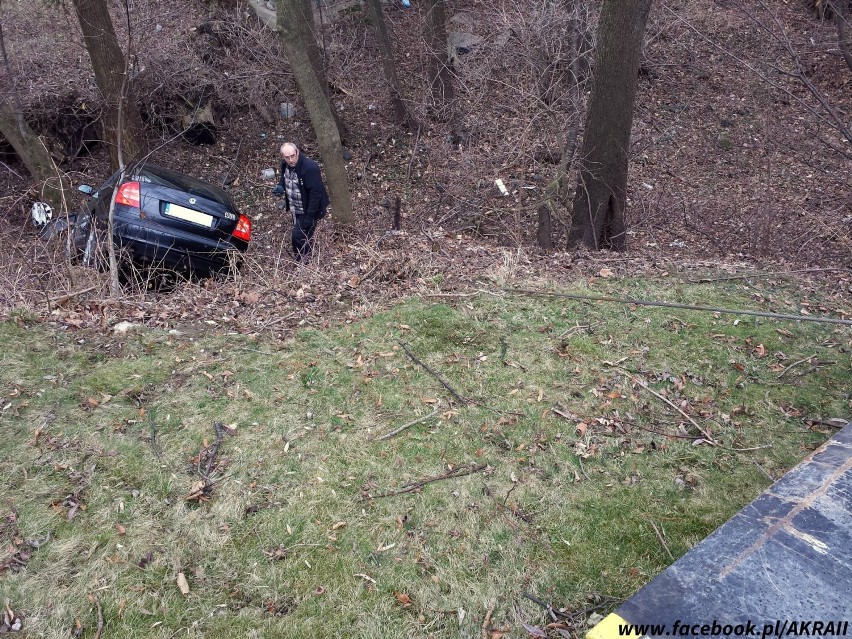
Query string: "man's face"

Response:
xmin=282 ymin=147 xmax=299 ymax=168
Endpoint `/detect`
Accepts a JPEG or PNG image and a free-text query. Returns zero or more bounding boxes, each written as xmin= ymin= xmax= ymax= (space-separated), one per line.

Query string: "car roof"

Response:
xmin=130 ymin=163 xmax=236 ymax=210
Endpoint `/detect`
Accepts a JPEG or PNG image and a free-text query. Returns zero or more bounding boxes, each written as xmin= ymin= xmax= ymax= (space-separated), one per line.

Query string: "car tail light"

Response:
xmin=233 ymin=214 xmax=251 ymax=242
xmin=116 ymin=182 xmax=140 ymax=208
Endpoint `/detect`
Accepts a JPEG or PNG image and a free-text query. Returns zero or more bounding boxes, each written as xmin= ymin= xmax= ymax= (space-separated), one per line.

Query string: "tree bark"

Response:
xmin=0 ymin=23 xmax=68 ymax=210
xmin=536 ymin=203 xmax=553 ymax=250
xmin=830 ymin=0 xmax=852 ymax=73
xmin=366 ymin=0 xmax=413 ymax=125
xmin=291 ymin=0 xmax=349 ymax=142
xmin=0 ymin=99 xmax=68 ymax=210
xmin=536 ymin=7 xmax=584 ymax=250
xmin=424 ymin=0 xmax=455 ymax=115
xmin=277 ymin=0 xmax=354 ymax=226
xmin=569 ymin=0 xmax=651 ymax=251
xmin=71 ymin=0 xmax=144 ymax=171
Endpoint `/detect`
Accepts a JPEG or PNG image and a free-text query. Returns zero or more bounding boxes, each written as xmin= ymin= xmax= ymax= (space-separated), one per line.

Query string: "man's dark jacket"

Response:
xmin=278 ymin=153 xmax=329 ymax=218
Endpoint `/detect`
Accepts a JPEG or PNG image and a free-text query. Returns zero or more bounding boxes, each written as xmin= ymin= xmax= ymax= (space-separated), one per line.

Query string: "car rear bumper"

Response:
xmin=115 ymin=220 xmax=247 ymax=276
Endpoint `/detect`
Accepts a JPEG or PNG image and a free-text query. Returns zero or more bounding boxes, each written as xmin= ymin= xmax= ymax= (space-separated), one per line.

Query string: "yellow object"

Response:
xmin=587 ymin=613 xmax=646 ymax=639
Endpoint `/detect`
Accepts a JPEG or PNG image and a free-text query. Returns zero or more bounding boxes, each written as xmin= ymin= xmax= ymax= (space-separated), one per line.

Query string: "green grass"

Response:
xmin=0 ymin=277 xmax=849 ymax=638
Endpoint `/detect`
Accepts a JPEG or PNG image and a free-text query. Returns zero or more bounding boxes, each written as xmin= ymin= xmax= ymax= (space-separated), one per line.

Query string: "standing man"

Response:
xmin=272 ymin=142 xmax=330 ymax=262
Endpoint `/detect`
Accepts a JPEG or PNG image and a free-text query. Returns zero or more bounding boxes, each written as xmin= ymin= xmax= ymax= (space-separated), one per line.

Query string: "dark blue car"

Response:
xmin=41 ymin=163 xmax=252 ymax=278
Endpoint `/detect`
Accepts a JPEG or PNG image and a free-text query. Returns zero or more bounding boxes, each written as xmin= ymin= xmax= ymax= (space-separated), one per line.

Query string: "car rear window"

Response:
xmin=130 ymin=164 xmax=237 ymax=210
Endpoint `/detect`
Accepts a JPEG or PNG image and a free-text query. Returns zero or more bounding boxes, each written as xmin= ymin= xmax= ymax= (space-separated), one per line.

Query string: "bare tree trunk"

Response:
xmin=0 ymin=22 xmax=68 ymax=210
xmin=366 ymin=0 xmax=413 ymax=125
xmin=424 ymin=0 xmax=455 ymax=116
xmin=71 ymin=0 xmax=144 ymax=171
xmin=569 ymin=0 xmax=651 ymax=251
xmin=830 ymin=0 xmax=852 ymax=72
xmin=292 ymin=0 xmax=349 ymax=142
xmin=277 ymin=0 xmax=353 ymax=226
xmin=536 ymin=204 xmax=553 ymax=250
xmin=0 ymin=100 xmax=68 ymax=210
xmin=536 ymin=3 xmax=585 ymax=250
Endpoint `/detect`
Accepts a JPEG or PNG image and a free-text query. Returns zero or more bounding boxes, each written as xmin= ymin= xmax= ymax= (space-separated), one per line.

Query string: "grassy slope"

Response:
xmin=0 ymin=277 xmax=849 ymax=638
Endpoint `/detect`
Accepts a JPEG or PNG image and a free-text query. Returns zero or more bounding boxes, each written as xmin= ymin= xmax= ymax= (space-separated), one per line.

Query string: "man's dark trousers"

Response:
xmin=292 ymin=212 xmax=318 ymax=261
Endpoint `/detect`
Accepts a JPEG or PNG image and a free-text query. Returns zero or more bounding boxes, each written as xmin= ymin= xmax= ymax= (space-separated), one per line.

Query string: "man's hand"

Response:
xmin=272 ymin=184 xmax=284 ymax=196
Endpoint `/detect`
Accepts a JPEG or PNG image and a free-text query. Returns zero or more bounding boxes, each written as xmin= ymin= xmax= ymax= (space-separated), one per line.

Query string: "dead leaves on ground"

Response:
xmin=1 ymin=601 xmax=22 ymax=633
xmin=184 ymin=423 xmax=235 ymax=503
xmin=0 ymin=511 xmax=40 ymax=575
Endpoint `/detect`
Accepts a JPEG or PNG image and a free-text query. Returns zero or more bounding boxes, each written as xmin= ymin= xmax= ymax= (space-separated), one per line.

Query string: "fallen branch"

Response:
xmin=778 ymin=353 xmax=817 ymax=378
xmin=649 ymin=521 xmax=675 ymax=561
xmin=731 ymin=444 xmax=773 ymax=452
xmin=504 ymin=288 xmax=852 ymax=327
xmin=523 ymin=593 xmax=622 ymax=623
xmin=49 ymin=285 xmax=99 ymax=306
xmin=689 ymin=267 xmax=851 ymax=284
xmin=364 ymin=463 xmax=488 ymax=500
xmin=94 ymin=597 xmax=104 ymax=639
xmin=522 ymin=592 xmax=570 ymax=621
xmin=399 ymin=341 xmax=472 ymax=405
xmin=616 ymin=368 xmax=719 ymax=446
xmin=186 ymin=422 xmax=226 ymax=502
xmin=376 ymin=408 xmax=440 ymax=441
xmin=203 ymin=421 xmax=225 ymax=481
xmin=751 ymin=459 xmax=775 ymax=482
xmin=631 ymin=422 xmax=705 ymax=441
xmin=260 ymin=311 xmax=299 ymax=329
xmin=146 ymin=410 xmax=162 ymax=460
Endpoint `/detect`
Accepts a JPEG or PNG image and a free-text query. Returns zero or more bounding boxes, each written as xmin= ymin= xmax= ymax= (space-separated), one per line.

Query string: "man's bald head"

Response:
xmin=281 ymin=143 xmax=299 ymax=167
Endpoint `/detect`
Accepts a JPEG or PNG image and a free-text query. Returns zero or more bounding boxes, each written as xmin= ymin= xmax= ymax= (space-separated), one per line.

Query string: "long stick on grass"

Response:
xmin=649 ymin=521 xmax=675 ymax=561
xmin=376 ymin=408 xmax=441 ymax=441
xmin=778 ymin=353 xmax=817 ymax=378
xmin=364 ymin=463 xmax=487 ymax=499
xmin=398 ymin=341 xmax=471 ymax=405
xmin=94 ymin=598 xmax=104 ymax=639
xmin=505 ymin=288 xmax=852 ymax=326
xmin=203 ymin=422 xmax=225 ymax=481
xmin=616 ymin=368 xmax=719 ymax=446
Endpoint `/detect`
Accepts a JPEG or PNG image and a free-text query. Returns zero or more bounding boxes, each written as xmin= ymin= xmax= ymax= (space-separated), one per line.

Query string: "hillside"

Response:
xmin=0 ymin=0 xmax=850 ymax=325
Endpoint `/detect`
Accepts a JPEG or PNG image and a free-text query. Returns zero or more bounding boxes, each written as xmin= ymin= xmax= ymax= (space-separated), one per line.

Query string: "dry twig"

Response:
xmin=778 ymin=353 xmax=817 ymax=378
xmin=399 ymin=341 xmax=472 ymax=405
xmin=49 ymin=285 xmax=99 ymax=306
xmin=364 ymin=463 xmax=488 ymax=499
xmin=616 ymin=368 xmax=719 ymax=446
xmin=376 ymin=408 xmax=441 ymax=441
xmin=649 ymin=521 xmax=674 ymax=561
xmin=186 ymin=422 xmax=226 ymax=502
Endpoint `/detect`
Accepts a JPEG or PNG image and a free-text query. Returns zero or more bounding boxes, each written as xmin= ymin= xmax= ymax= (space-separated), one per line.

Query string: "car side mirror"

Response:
xmin=78 ymin=184 xmax=94 ymax=195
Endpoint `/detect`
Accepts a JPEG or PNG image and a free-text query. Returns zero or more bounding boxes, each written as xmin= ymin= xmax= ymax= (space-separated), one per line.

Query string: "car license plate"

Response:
xmin=164 ymin=203 xmax=214 ymax=228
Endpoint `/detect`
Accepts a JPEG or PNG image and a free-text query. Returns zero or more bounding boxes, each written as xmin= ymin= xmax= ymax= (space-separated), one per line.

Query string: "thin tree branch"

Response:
xmin=616 ymin=367 xmax=719 ymax=446
xmin=398 ymin=341 xmax=472 ymax=405
xmin=503 ymin=288 xmax=852 ymax=326
xmin=376 ymin=408 xmax=441 ymax=441
xmin=363 ymin=463 xmax=488 ymax=499
xmin=777 ymin=353 xmax=818 ymax=378
xmin=649 ymin=521 xmax=675 ymax=561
